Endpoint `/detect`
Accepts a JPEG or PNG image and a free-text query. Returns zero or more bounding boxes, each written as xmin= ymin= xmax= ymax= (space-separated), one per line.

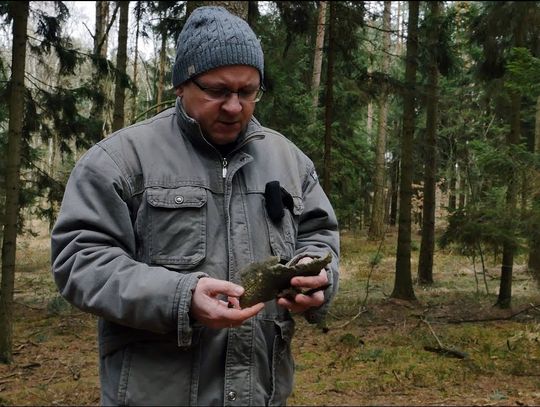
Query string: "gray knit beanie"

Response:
xmin=172 ymin=6 xmax=264 ymax=87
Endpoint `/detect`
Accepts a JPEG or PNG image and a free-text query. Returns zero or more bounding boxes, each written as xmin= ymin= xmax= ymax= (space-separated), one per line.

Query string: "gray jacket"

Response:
xmin=51 ymin=100 xmax=339 ymax=406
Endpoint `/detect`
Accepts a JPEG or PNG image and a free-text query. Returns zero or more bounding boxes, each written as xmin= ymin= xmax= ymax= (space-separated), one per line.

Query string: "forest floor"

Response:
xmin=0 ymin=221 xmax=539 ymax=406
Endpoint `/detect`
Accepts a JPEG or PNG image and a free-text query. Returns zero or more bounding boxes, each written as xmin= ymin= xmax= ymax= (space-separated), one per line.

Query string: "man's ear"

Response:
xmin=175 ymin=86 xmax=183 ymax=97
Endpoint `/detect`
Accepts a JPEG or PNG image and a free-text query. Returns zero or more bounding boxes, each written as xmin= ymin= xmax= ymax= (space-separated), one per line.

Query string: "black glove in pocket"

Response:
xmin=265 ymin=181 xmax=294 ymax=223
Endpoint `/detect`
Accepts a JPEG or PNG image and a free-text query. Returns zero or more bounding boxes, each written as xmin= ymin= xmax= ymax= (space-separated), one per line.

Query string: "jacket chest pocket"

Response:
xmin=264 ymin=196 xmax=303 ymax=262
xmin=145 ymin=186 xmax=207 ymax=269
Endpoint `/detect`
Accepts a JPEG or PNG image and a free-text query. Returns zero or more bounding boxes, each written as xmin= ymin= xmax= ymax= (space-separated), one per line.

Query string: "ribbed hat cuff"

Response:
xmin=172 ymin=42 xmax=264 ymax=87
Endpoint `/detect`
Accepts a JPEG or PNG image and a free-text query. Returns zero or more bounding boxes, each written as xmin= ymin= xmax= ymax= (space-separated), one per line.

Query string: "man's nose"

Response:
xmin=221 ymin=93 xmax=243 ymax=113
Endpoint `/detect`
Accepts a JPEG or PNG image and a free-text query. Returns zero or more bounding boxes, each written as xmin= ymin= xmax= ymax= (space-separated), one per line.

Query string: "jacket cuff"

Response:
xmin=175 ymin=272 xmax=208 ymax=348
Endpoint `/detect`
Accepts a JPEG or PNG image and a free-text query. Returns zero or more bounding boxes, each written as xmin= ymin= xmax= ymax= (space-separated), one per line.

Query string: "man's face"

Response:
xmin=176 ymin=65 xmax=261 ymax=145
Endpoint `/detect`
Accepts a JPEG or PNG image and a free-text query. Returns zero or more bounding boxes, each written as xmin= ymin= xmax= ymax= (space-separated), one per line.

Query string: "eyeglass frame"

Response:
xmin=191 ymin=78 xmax=265 ymax=103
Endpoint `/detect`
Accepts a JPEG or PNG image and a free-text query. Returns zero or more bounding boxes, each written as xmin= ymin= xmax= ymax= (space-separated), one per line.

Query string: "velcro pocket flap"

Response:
xmin=147 ymin=186 xmax=207 ymax=209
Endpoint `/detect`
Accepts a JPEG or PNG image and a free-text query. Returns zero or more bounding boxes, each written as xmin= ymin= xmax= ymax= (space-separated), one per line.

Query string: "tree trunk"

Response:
xmin=368 ymin=1 xmax=391 ymax=241
xmin=497 ymin=17 xmax=526 ymax=308
xmin=497 ymin=90 xmax=521 ymax=309
xmin=363 ymin=190 xmax=371 ymax=230
xmin=391 ymin=0 xmax=419 ymax=302
xmin=247 ymin=1 xmax=260 ymax=26
xmin=458 ymin=166 xmax=466 ymax=209
xmin=418 ymin=1 xmax=441 ymax=285
xmin=322 ymin=2 xmax=336 ymax=195
xmin=47 ymin=132 xmax=60 ymax=232
xmin=90 ymin=1 xmax=110 ymax=137
xmin=389 ymin=155 xmax=399 ymax=226
xmin=448 ymin=160 xmax=457 ymax=212
xmin=528 ymin=94 xmax=540 ymax=286
xmin=311 ymin=1 xmax=327 ymax=117
xmin=130 ymin=1 xmax=142 ymax=123
xmin=95 ymin=2 xmax=110 ymax=55
xmin=366 ymin=100 xmax=373 ymax=142
xmin=0 ymin=0 xmax=29 ymax=364
xmin=112 ymin=1 xmax=130 ymax=132
xmin=390 ymin=120 xmax=402 ymax=227
xmin=396 ymin=1 xmax=405 ymax=55
xmin=156 ymin=14 xmax=167 ymax=115
xmin=187 ymin=1 xmax=248 ymax=20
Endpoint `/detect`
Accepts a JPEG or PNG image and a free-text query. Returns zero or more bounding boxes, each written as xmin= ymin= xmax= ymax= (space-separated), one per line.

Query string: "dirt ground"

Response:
xmin=290 ymin=302 xmax=540 ymax=406
xmin=1 ymin=225 xmax=539 ymax=406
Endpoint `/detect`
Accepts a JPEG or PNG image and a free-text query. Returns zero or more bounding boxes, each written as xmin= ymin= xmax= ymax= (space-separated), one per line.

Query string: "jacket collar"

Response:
xmin=175 ymin=97 xmax=264 ymax=157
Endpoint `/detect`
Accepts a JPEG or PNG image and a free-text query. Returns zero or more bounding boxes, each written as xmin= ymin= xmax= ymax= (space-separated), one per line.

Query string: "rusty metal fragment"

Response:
xmin=239 ymin=252 xmax=332 ymax=308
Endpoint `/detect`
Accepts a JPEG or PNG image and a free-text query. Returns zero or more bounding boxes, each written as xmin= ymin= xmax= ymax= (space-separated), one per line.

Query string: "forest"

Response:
xmin=0 ymin=1 xmax=539 ymax=405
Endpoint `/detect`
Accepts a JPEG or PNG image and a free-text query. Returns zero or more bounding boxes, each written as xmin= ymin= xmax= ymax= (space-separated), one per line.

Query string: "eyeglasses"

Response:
xmin=191 ymin=78 xmax=265 ymax=103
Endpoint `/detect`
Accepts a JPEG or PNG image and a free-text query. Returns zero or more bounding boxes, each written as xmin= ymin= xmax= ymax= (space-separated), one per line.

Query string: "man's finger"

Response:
xmin=224 ymin=302 xmax=264 ymax=326
xmin=199 ymin=277 xmax=244 ymax=297
xmin=302 ymin=283 xmax=331 ymax=296
xmin=291 ymin=269 xmax=328 ymax=288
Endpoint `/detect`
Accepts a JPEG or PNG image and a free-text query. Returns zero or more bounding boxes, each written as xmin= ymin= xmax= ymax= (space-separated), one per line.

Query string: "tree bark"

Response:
xmin=528 ymin=94 xmax=540 ymax=286
xmin=90 ymin=1 xmax=110 ymax=137
xmin=498 ymin=92 xmax=521 ymax=308
xmin=448 ymin=160 xmax=457 ymax=212
xmin=396 ymin=1 xmax=405 ymax=55
xmin=187 ymin=1 xmax=248 ymax=20
xmin=156 ymin=13 xmax=167 ymax=115
xmin=130 ymin=1 xmax=142 ymax=123
xmin=322 ymin=2 xmax=336 ymax=195
xmin=311 ymin=1 xmax=327 ymax=117
xmin=391 ymin=0 xmax=419 ymax=301
xmin=497 ymin=18 xmax=526 ymax=308
xmin=247 ymin=1 xmax=259 ymax=26
xmin=418 ymin=1 xmax=441 ymax=285
xmin=112 ymin=1 xmax=130 ymax=132
xmin=368 ymin=0 xmax=391 ymax=241
xmin=0 ymin=0 xmax=29 ymax=364
xmin=389 ymin=155 xmax=399 ymax=226
xmin=366 ymin=100 xmax=374 ymax=142
xmin=458 ymin=168 xmax=466 ymax=209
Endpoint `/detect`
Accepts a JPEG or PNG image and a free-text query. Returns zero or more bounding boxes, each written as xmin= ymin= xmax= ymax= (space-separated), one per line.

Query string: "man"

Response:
xmin=51 ymin=6 xmax=339 ymax=406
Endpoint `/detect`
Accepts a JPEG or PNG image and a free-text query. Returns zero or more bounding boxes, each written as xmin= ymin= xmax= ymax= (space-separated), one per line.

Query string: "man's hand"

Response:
xmin=277 ymin=257 xmax=329 ymax=314
xmin=191 ymin=277 xmax=264 ymax=329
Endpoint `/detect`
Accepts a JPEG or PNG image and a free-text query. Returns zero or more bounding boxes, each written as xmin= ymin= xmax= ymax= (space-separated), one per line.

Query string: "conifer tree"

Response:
xmin=392 ymin=0 xmax=419 ymax=301
xmin=418 ymin=1 xmax=442 ymax=285
xmin=0 ymin=0 xmax=29 ymax=364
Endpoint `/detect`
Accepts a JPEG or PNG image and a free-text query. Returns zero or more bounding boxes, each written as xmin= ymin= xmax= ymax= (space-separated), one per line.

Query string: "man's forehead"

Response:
xmin=197 ymin=65 xmax=260 ymax=83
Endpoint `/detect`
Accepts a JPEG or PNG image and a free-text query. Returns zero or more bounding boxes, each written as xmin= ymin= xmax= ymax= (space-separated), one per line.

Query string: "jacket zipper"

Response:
xmin=220 ymin=133 xmax=263 ymax=179
xmin=222 ymin=158 xmax=228 ymax=179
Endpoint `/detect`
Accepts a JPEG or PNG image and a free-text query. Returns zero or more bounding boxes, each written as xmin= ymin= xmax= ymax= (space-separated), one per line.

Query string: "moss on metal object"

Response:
xmin=239 ymin=252 xmax=332 ymax=308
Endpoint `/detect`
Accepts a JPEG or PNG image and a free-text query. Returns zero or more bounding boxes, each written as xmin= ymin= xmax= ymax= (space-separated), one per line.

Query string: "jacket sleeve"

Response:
xmin=50 ymin=145 xmax=206 ymax=347
xmin=294 ymin=163 xmax=340 ymax=324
